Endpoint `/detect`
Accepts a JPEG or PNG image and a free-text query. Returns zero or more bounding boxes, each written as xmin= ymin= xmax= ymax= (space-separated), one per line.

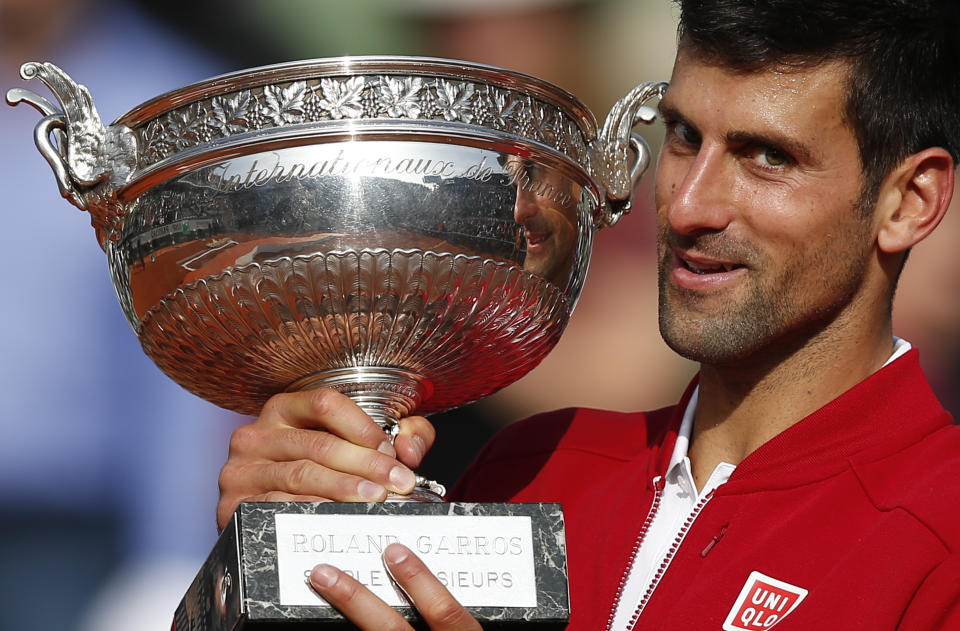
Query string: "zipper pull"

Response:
xmin=700 ymin=524 xmax=728 ymax=558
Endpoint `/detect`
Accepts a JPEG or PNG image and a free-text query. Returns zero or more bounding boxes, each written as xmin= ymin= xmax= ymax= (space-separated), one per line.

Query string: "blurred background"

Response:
xmin=1 ymin=1 xmax=956 ymax=629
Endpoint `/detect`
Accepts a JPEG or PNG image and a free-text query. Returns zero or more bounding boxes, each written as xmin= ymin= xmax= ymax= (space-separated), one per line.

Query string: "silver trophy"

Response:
xmin=9 ymin=58 xmax=663 ymax=628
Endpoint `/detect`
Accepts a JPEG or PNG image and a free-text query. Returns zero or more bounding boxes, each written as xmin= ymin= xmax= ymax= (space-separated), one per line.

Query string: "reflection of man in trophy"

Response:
xmin=506 ymin=155 xmax=579 ymax=285
xmin=223 ymin=0 xmax=960 ymax=628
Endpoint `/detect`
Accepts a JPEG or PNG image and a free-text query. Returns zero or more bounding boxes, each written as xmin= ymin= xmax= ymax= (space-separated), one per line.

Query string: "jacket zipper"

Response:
xmin=627 ymin=492 xmax=714 ymax=629
xmin=604 ymin=476 xmax=665 ymax=631
xmin=606 ymin=478 xmax=715 ymax=631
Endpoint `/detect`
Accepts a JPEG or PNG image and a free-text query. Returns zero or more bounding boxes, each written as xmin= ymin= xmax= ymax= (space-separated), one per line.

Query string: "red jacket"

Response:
xmin=451 ymin=350 xmax=960 ymax=630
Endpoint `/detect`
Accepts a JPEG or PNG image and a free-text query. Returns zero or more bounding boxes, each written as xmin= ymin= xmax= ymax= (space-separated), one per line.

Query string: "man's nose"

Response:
xmin=514 ymin=188 xmax=540 ymax=225
xmin=663 ymin=147 xmax=735 ymax=236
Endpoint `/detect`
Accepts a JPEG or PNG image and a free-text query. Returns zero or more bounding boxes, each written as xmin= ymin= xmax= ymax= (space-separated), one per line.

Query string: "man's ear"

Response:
xmin=876 ymin=147 xmax=955 ymax=254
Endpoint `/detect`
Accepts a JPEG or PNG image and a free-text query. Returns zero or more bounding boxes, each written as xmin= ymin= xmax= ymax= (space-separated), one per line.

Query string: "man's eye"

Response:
xmin=665 ymin=119 xmax=700 ymax=147
xmin=674 ymin=121 xmax=701 ymax=145
xmin=758 ymin=147 xmax=789 ymax=167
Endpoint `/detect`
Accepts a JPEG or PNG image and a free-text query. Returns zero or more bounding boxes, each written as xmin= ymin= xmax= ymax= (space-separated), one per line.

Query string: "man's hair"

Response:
xmin=675 ymin=0 xmax=960 ymax=204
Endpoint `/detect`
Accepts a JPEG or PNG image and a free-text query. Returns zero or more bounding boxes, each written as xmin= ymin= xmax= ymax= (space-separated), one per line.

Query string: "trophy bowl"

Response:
xmin=9 ymin=57 xmax=664 ymax=497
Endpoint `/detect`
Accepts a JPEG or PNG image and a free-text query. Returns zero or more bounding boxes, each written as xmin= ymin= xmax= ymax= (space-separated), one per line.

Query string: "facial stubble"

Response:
xmin=656 ymin=217 xmax=873 ymax=366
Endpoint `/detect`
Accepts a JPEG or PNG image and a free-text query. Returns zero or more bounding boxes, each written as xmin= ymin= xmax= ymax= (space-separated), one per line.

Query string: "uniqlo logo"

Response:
xmin=722 ymin=571 xmax=808 ymax=630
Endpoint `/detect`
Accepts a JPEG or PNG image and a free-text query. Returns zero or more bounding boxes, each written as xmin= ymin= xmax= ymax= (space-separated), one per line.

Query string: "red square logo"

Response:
xmin=722 ymin=571 xmax=808 ymax=630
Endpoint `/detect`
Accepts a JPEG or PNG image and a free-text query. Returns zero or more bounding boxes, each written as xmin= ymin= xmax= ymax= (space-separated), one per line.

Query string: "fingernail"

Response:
xmin=389 ymin=465 xmax=415 ymax=491
xmin=311 ymin=564 xmax=338 ymax=588
xmin=383 ymin=543 xmax=409 ymax=565
xmin=377 ymin=440 xmax=397 ymax=458
xmin=410 ymin=435 xmax=426 ymax=462
xmin=358 ymin=479 xmax=386 ymax=500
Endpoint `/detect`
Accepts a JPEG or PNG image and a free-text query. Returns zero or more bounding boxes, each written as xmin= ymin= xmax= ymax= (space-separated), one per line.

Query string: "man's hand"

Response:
xmin=310 ymin=543 xmax=482 ymax=631
xmin=217 ymin=388 xmax=436 ymax=530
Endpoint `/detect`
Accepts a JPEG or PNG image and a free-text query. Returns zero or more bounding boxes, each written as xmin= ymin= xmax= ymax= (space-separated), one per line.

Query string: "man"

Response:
xmin=508 ymin=155 xmax=579 ymax=284
xmin=217 ymin=0 xmax=960 ymax=628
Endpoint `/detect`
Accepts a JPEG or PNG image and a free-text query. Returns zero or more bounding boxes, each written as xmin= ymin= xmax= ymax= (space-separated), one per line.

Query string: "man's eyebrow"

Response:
xmin=657 ymin=101 xmax=702 ymax=139
xmin=658 ymin=99 xmax=817 ymax=166
xmin=657 ymin=100 xmax=684 ymax=123
xmin=724 ymin=130 xmax=816 ymax=166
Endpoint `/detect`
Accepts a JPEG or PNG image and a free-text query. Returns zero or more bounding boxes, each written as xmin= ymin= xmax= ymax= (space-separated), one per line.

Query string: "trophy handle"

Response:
xmin=6 ymin=62 xmax=138 ymax=247
xmin=591 ymin=81 xmax=668 ymax=228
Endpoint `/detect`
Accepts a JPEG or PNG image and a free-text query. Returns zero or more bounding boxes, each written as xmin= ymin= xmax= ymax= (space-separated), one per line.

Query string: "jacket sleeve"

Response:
xmin=897 ymin=552 xmax=960 ymax=630
xmin=448 ymin=408 xmax=583 ymax=502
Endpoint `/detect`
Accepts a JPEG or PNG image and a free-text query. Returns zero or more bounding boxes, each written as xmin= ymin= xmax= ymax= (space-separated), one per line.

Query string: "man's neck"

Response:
xmin=686 ymin=322 xmax=895 ymax=491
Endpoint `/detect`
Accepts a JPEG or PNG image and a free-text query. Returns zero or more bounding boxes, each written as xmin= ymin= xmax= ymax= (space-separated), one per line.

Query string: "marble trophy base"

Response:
xmin=174 ymin=502 xmax=569 ymax=630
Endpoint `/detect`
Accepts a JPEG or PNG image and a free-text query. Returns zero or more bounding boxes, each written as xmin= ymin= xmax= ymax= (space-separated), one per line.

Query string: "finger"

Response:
xmin=309 ymin=564 xmax=414 ymax=631
xmin=221 ymin=458 xmax=413 ymax=508
xmin=260 ymin=388 xmax=391 ymax=451
xmin=394 ymin=416 xmax=436 ymax=468
xmin=227 ymin=425 xmax=414 ymax=493
xmin=382 ymin=544 xmax=482 ymax=631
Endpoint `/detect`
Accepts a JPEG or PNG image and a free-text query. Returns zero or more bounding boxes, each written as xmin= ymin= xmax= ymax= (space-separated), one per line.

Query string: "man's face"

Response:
xmin=509 ymin=158 xmax=579 ymax=285
xmin=655 ymin=51 xmax=875 ymax=365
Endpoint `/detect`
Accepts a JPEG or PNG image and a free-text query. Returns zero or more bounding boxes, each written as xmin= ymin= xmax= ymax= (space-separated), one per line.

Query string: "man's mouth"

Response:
xmin=525 ymin=230 xmax=550 ymax=247
xmin=671 ymin=251 xmax=747 ymax=289
xmin=681 ymin=258 xmax=741 ymax=274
